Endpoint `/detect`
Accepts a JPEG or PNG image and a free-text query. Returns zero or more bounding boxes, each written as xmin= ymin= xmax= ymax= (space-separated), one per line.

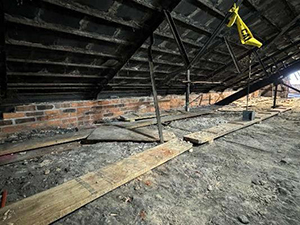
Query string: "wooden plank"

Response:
xmin=0 ymin=139 xmax=192 ymax=225
xmin=0 ymin=142 xmax=80 ymax=166
xmin=269 ymin=107 xmax=292 ymax=113
xmin=86 ymin=126 xmax=176 ymax=142
xmin=109 ymin=110 xmax=213 ymax=129
xmin=119 ymin=111 xmax=177 ymax=122
xmin=0 ymin=129 xmax=92 ymax=157
xmin=184 ymin=109 xmax=287 ymax=145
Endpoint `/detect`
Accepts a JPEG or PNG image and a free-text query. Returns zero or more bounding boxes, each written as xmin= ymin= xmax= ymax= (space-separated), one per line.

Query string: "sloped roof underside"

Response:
xmin=2 ymin=0 xmax=300 ymax=105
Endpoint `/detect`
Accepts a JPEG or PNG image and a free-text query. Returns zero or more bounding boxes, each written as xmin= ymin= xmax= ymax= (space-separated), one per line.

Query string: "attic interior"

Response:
xmin=0 ymin=0 xmax=300 ymax=224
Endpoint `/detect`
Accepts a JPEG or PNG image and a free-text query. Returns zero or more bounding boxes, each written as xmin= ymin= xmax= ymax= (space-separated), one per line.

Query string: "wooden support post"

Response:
xmin=272 ymin=82 xmax=278 ymax=108
xmin=0 ymin=1 xmax=7 ymax=98
xmin=148 ymin=35 xmax=164 ymax=143
xmin=185 ymin=69 xmax=190 ymax=112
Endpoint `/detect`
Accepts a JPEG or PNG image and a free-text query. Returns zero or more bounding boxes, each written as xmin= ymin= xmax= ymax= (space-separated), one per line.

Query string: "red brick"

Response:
xmin=2 ymin=125 xmax=26 ymax=134
xmin=15 ymin=105 xmax=36 ymax=112
xmin=25 ymin=112 xmax=44 ymax=117
xmin=45 ymin=110 xmax=61 ymax=116
xmin=0 ymin=120 xmax=13 ymax=126
xmin=36 ymin=104 xmax=54 ymax=110
xmin=3 ymin=112 xmax=26 ymax=120
xmin=54 ymin=103 xmax=71 ymax=109
xmin=15 ymin=117 xmax=36 ymax=124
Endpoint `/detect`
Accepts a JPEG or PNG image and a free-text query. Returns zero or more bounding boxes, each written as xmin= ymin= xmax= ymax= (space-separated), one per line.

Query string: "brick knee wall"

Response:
xmin=0 ymin=91 xmax=258 ymax=139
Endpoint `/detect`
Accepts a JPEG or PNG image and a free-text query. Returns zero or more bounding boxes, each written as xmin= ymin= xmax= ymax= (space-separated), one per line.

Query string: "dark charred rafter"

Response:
xmin=2 ymin=0 xmax=300 ymax=104
xmin=6 ymin=58 xmax=110 ymax=69
xmin=224 ymin=49 xmax=300 ymax=91
xmin=97 ymin=0 xmax=182 ymax=94
xmin=6 ymin=39 xmax=120 ymax=59
xmin=41 ymin=0 xmax=144 ymax=30
xmin=222 ymin=41 xmax=300 ymax=90
xmin=254 ymin=50 xmax=269 ymax=76
xmin=243 ymin=0 xmax=281 ymax=32
xmin=216 ymin=60 xmax=300 ymax=106
xmin=210 ymin=15 xmax=300 ymax=83
xmin=5 ymin=15 xmax=131 ymax=46
xmin=0 ymin=0 xmax=7 ymax=98
xmin=281 ymin=82 xmax=300 ymax=94
xmin=162 ymin=3 xmax=236 ymax=84
xmin=164 ymin=10 xmax=190 ymax=66
xmin=186 ymin=0 xmax=225 ymax=20
xmin=224 ymin=37 xmax=242 ymax=74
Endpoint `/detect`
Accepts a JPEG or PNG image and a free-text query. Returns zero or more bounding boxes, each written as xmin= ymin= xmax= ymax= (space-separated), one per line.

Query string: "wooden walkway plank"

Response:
xmin=0 ymin=139 xmax=192 ymax=225
xmin=184 ymin=109 xmax=290 ymax=145
xmin=0 ymin=129 xmax=93 ymax=157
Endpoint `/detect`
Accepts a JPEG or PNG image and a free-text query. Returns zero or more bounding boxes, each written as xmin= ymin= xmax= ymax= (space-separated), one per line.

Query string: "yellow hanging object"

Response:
xmin=227 ymin=4 xmax=263 ymax=48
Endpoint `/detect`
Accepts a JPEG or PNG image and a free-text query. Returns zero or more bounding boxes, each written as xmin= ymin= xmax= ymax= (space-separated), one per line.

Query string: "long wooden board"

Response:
xmin=0 ymin=129 xmax=92 ymax=157
xmin=86 ymin=126 xmax=176 ymax=142
xmin=109 ymin=110 xmax=213 ymax=129
xmin=120 ymin=111 xmax=176 ymax=122
xmin=0 ymin=142 xmax=81 ymax=166
xmin=0 ymin=139 xmax=192 ymax=225
xmin=184 ymin=111 xmax=281 ymax=144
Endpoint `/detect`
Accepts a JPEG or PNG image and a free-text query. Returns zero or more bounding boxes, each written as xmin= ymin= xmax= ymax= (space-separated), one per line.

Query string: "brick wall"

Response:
xmin=0 ymin=91 xmax=255 ymax=139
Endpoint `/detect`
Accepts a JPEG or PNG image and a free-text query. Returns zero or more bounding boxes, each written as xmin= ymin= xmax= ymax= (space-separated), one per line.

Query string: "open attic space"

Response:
xmin=0 ymin=0 xmax=300 ymax=224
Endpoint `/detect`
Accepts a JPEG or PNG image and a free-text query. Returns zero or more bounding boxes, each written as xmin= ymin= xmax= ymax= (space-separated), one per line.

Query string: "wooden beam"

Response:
xmin=5 ymin=14 xmax=131 ymax=46
xmin=184 ymin=111 xmax=285 ymax=144
xmin=42 ymin=0 xmax=143 ymax=30
xmin=182 ymin=81 xmax=222 ymax=84
xmin=215 ymin=60 xmax=300 ymax=105
xmin=109 ymin=110 xmax=213 ymax=129
xmin=7 ymin=58 xmax=109 ymax=69
xmin=0 ymin=130 xmax=92 ymax=157
xmin=6 ymin=39 xmax=120 ymax=59
xmin=0 ymin=139 xmax=192 ymax=225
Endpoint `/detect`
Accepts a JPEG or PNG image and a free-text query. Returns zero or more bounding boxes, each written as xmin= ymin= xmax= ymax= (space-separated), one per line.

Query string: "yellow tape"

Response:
xmin=227 ymin=4 xmax=262 ymax=48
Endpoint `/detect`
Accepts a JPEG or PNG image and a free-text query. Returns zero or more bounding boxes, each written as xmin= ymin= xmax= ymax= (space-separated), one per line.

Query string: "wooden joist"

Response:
xmin=110 ymin=110 xmax=213 ymax=129
xmin=86 ymin=126 xmax=176 ymax=142
xmin=0 ymin=139 xmax=192 ymax=225
xmin=184 ymin=110 xmax=286 ymax=144
xmin=0 ymin=129 xmax=92 ymax=157
xmin=119 ymin=111 xmax=178 ymax=122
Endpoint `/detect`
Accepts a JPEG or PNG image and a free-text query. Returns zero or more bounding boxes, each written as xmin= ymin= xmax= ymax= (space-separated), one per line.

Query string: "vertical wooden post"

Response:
xmin=272 ymin=82 xmax=278 ymax=108
xmin=185 ymin=69 xmax=190 ymax=112
xmin=148 ymin=35 xmax=164 ymax=143
xmin=0 ymin=1 xmax=7 ymax=98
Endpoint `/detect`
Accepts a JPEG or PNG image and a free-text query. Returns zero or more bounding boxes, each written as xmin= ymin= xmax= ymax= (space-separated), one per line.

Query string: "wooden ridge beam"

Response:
xmin=0 ymin=139 xmax=192 ymax=225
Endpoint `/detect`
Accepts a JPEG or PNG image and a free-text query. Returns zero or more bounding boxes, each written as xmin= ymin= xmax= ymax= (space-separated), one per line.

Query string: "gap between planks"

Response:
xmin=0 ymin=138 xmax=192 ymax=225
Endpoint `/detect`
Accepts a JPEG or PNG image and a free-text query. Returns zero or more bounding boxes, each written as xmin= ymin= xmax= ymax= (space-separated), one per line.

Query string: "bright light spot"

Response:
xmin=289 ymin=71 xmax=300 ymax=85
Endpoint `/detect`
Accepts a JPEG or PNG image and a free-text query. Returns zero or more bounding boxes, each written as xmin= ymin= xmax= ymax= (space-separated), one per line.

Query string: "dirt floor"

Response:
xmin=0 ymin=98 xmax=300 ymax=224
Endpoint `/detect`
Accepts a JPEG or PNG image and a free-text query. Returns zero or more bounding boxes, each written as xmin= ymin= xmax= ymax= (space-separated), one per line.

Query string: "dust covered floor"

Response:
xmin=1 ymin=101 xmax=300 ymax=225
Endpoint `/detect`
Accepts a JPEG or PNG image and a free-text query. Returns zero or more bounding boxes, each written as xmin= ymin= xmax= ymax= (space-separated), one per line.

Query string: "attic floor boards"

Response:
xmin=0 ymin=98 xmax=300 ymax=224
